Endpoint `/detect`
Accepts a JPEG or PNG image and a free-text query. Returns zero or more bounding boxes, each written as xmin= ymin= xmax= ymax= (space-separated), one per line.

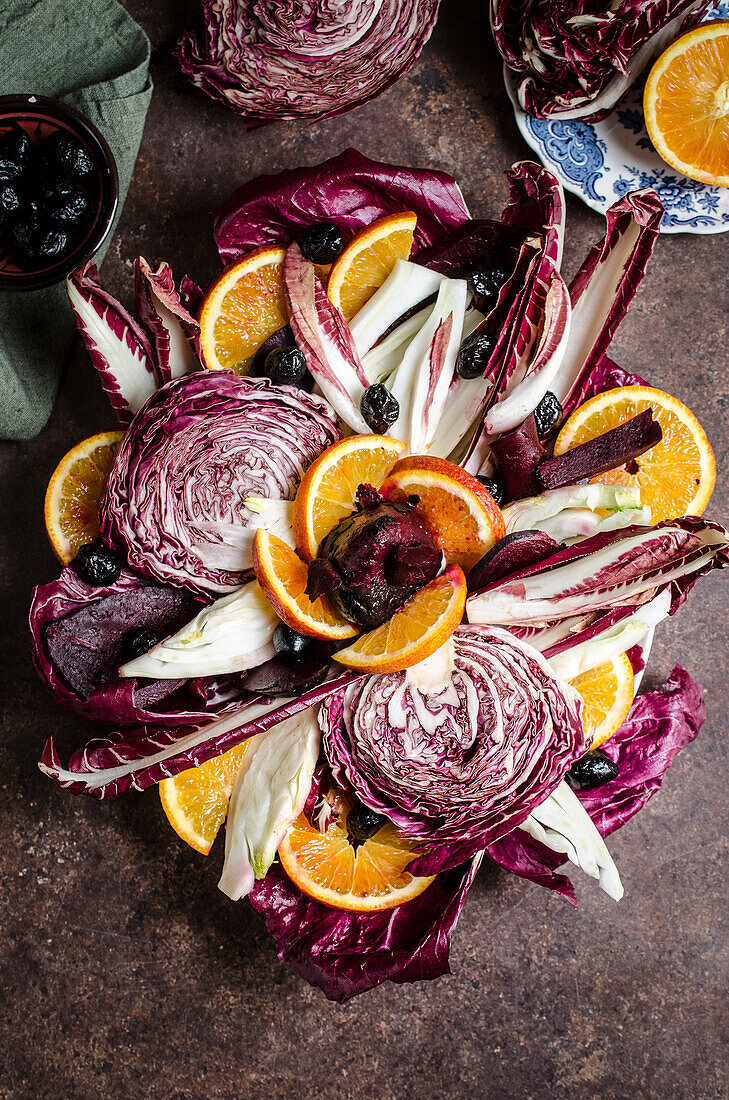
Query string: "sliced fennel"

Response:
xmin=243 ymin=496 xmax=295 ymax=547
xmin=348 ymin=259 xmax=445 ymax=359
xmin=360 ymin=306 xmax=432 ymax=384
xmin=218 ymin=707 xmax=320 ymax=901
xmin=519 ymin=781 xmax=623 ymax=901
xmin=119 ymin=580 xmax=278 ymax=679
xmin=503 ymin=484 xmax=651 ymax=543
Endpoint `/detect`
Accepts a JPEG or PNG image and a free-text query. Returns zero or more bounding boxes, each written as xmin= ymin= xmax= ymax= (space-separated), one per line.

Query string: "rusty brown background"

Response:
xmin=1 ymin=2 xmax=727 ymax=1097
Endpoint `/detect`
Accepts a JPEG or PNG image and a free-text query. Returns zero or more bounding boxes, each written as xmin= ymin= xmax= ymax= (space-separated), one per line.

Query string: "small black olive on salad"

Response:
xmin=456 ymin=329 xmax=497 ymax=379
xmin=476 ymin=473 xmax=505 ymax=507
xmin=465 ymin=260 xmax=511 ymax=309
xmin=300 ymin=221 xmax=346 ymax=265
xmin=534 ymin=391 xmax=563 ymax=440
xmin=264 ymin=345 xmax=307 ymax=386
xmin=566 ymin=749 xmax=620 ymax=791
xmin=273 ymin=622 xmax=312 ymax=660
xmin=346 ymin=802 xmax=386 ymax=844
xmin=360 ymin=383 xmax=399 ymax=434
xmin=122 ymin=627 xmax=163 ymax=662
xmin=74 ymin=542 xmax=121 ymax=587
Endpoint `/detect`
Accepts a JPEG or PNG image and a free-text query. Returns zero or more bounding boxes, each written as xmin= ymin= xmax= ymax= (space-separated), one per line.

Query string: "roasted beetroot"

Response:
xmin=239 ymin=639 xmax=333 ymax=696
xmin=306 ymin=489 xmax=440 ymax=628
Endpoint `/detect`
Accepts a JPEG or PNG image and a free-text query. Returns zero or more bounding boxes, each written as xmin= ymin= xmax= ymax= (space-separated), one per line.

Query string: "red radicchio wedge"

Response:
xmin=467 ymin=517 xmax=729 ymax=625
xmin=320 ymin=626 xmax=585 ymax=874
xmin=249 ymin=854 xmax=481 ymax=1003
xmin=487 ymin=664 xmax=705 ymax=903
xmin=583 ymin=354 xmax=648 ymax=398
xmin=499 ymin=160 xmax=566 ymax=270
xmin=27 ymin=566 xmax=249 ymax=727
xmin=213 ymin=149 xmax=470 ymax=263
xmin=66 ymin=262 xmax=159 ymax=425
xmin=38 ymin=671 xmax=364 ymax=798
xmin=551 ymin=190 xmax=664 ymax=416
xmin=537 ymin=409 xmax=662 ymax=490
xmin=175 ymin=1 xmax=440 ymax=128
xmin=283 ymin=244 xmax=370 ymax=432
xmin=134 ymin=258 xmax=200 ymax=382
xmin=99 ymin=372 xmax=340 ymax=597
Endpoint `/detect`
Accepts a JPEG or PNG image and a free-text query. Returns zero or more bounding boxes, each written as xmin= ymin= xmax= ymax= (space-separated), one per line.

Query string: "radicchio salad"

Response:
xmin=32 ymin=150 xmax=726 ymax=1002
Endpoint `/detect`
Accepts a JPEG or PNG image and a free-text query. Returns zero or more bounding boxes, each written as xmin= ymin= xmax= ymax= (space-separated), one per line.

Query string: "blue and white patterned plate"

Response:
xmin=504 ymin=1 xmax=729 ymax=234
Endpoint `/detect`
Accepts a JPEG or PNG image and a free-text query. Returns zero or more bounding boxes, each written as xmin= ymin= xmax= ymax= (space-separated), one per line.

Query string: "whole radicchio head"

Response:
xmin=306 ymin=486 xmax=441 ymax=628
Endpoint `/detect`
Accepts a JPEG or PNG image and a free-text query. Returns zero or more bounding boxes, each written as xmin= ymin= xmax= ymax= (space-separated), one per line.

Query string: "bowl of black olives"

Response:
xmin=0 ymin=94 xmax=118 ymax=291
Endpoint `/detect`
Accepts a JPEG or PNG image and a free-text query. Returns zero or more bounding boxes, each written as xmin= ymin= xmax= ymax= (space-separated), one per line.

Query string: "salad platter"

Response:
xmin=31 ymin=150 xmax=726 ymax=1002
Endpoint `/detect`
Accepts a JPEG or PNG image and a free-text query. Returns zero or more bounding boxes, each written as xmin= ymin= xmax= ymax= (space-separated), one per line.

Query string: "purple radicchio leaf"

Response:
xmin=499 ymin=160 xmax=566 ymax=270
xmin=134 ymin=257 xmax=201 ymax=383
xmin=175 ymin=2 xmax=441 ymax=129
xmin=249 ymin=854 xmax=481 ymax=1002
xmin=487 ymin=664 xmax=706 ymax=903
xmin=66 ymin=262 xmax=160 ymax=425
xmin=213 ymin=149 xmax=470 ymax=263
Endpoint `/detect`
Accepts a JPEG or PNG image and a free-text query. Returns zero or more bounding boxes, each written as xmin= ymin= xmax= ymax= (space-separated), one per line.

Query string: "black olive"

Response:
xmin=0 ymin=182 xmax=21 ymax=220
xmin=361 ymin=383 xmax=399 ymax=434
xmin=0 ymin=126 xmax=32 ymax=168
xmin=41 ymin=131 xmax=94 ymax=181
xmin=456 ymin=329 xmax=497 ymax=379
xmin=476 ymin=474 xmax=505 ymax=507
xmin=272 ymin=622 xmax=310 ymax=659
xmin=46 ymin=182 xmax=90 ymax=228
xmin=466 ymin=261 xmax=511 ymax=309
xmin=7 ymin=218 xmax=40 ymax=263
xmin=264 ymin=346 xmax=307 ymax=386
xmin=566 ymin=749 xmax=619 ymax=792
xmin=74 ymin=542 xmax=121 ymax=587
xmin=300 ymin=222 xmax=345 ymax=265
xmin=347 ymin=802 xmax=386 ymax=844
xmin=534 ymin=391 xmax=563 ymax=440
xmin=0 ymin=156 xmax=24 ymax=183
xmin=122 ymin=627 xmax=162 ymax=662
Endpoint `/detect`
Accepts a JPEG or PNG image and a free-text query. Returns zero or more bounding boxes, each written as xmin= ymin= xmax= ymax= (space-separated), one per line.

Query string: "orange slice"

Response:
xmin=554 ymin=386 xmax=715 ymax=524
xmin=644 ymin=22 xmax=729 ymax=187
xmin=199 ymin=246 xmax=287 ymax=374
xmin=44 ymin=430 xmax=123 ymax=563
xmin=159 ymin=741 xmax=249 ymax=856
xmin=381 ymin=455 xmax=506 ymax=573
xmin=333 ymin=565 xmax=467 ymax=674
xmin=327 ymin=212 xmax=417 ymax=321
xmin=293 ymin=434 xmax=406 ymax=562
xmin=570 ymin=653 xmax=635 ymax=750
xmin=253 ymin=529 xmax=358 ymax=640
xmin=278 ymin=810 xmax=434 ymax=912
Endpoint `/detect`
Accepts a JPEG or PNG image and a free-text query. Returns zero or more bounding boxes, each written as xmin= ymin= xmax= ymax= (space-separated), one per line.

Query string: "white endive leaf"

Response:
xmin=218 ymin=707 xmax=320 ymax=901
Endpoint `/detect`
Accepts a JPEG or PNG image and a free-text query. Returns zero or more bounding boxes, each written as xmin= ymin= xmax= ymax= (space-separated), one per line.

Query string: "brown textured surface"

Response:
xmin=1 ymin=2 xmax=728 ymax=1097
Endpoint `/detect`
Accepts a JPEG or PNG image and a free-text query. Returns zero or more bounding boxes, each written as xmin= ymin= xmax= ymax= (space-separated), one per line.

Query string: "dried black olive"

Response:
xmin=466 ymin=261 xmax=511 ymax=309
xmin=534 ymin=391 xmax=563 ymax=440
xmin=300 ymin=222 xmax=345 ymax=265
xmin=456 ymin=329 xmax=497 ymax=379
xmin=476 ymin=474 xmax=505 ymax=507
xmin=361 ymin=383 xmax=399 ymax=434
xmin=74 ymin=542 xmax=121 ymax=587
xmin=41 ymin=131 xmax=94 ymax=181
xmin=122 ymin=627 xmax=162 ymax=662
xmin=264 ymin=346 xmax=307 ymax=386
xmin=46 ymin=182 xmax=90 ymax=228
xmin=566 ymin=749 xmax=619 ymax=792
xmin=346 ymin=803 xmax=386 ymax=844
xmin=0 ymin=156 xmax=24 ymax=183
xmin=273 ymin=622 xmax=311 ymax=659
xmin=0 ymin=182 xmax=21 ymax=221
xmin=24 ymin=225 xmax=69 ymax=263
xmin=0 ymin=126 xmax=31 ymax=168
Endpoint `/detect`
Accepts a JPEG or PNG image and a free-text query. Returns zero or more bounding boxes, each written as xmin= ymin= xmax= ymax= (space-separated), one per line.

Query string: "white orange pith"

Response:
xmin=327 ymin=211 xmax=417 ymax=320
xmin=292 ymin=434 xmax=406 ymax=562
xmin=159 ymin=741 xmax=250 ymax=855
xmin=554 ymin=385 xmax=715 ymax=524
xmin=381 ymin=455 xmax=506 ymax=573
xmin=333 ymin=565 xmax=467 ymax=674
xmin=44 ymin=430 xmax=123 ymax=563
xmin=278 ymin=810 xmax=434 ymax=912
xmin=199 ymin=246 xmax=287 ymax=374
xmin=570 ymin=653 xmax=635 ymax=750
xmin=644 ymin=22 xmax=729 ymax=187
xmin=253 ymin=529 xmax=359 ymax=640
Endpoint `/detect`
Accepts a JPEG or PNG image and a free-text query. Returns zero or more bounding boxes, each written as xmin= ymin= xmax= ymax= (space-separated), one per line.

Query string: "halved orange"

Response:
xmin=199 ymin=246 xmax=287 ymax=374
xmin=554 ymin=386 xmax=715 ymax=524
xmin=293 ymin=434 xmax=406 ymax=562
xmin=327 ymin=212 xmax=417 ymax=321
xmin=644 ymin=22 xmax=729 ymax=187
xmin=333 ymin=565 xmax=467 ymax=674
xmin=159 ymin=740 xmax=249 ymax=856
xmin=253 ymin=529 xmax=359 ymax=640
xmin=570 ymin=653 xmax=635 ymax=750
xmin=278 ymin=810 xmax=434 ymax=912
xmin=44 ymin=430 xmax=123 ymax=563
xmin=381 ymin=455 xmax=506 ymax=573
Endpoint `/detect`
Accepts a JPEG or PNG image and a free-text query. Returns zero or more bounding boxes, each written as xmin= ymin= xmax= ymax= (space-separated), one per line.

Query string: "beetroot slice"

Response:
xmin=467 ymin=530 xmax=561 ymax=593
xmin=490 ymin=414 xmax=547 ymax=502
xmin=537 ymin=410 xmax=661 ymax=491
xmin=239 ymin=642 xmax=333 ymax=696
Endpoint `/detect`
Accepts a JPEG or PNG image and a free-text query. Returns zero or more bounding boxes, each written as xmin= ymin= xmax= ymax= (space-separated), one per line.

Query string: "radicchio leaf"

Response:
xmin=134 ymin=257 xmax=200 ymax=382
xmin=66 ymin=262 xmax=159 ymax=425
xmin=499 ymin=160 xmax=566 ymax=270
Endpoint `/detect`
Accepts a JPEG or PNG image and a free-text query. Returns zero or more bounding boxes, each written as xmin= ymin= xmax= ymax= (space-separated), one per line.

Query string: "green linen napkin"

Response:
xmin=0 ymin=0 xmax=153 ymax=440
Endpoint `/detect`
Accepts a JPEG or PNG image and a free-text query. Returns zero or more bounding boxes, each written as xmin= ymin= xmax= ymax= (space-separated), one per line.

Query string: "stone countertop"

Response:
xmin=1 ymin=2 xmax=727 ymax=1097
